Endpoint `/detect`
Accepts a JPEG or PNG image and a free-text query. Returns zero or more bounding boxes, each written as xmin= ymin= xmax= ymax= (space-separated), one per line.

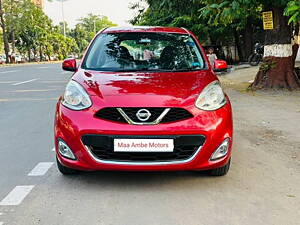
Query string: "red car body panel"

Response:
xmin=55 ymin=26 xmax=233 ymax=172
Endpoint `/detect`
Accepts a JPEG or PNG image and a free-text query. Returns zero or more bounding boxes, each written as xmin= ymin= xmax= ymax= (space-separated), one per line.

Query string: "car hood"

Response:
xmin=72 ymin=69 xmax=216 ymax=107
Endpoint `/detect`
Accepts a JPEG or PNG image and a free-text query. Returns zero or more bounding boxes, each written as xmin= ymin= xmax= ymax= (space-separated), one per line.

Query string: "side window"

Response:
xmin=187 ymin=37 xmax=204 ymax=68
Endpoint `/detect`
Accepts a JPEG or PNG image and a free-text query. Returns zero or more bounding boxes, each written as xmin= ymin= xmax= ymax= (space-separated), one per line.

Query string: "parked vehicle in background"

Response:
xmin=248 ymin=43 xmax=264 ymax=66
xmin=15 ymin=54 xmax=24 ymax=63
xmin=214 ymin=59 xmax=228 ymax=72
xmin=0 ymin=55 xmax=6 ymax=64
xmin=49 ymin=56 xmax=57 ymax=61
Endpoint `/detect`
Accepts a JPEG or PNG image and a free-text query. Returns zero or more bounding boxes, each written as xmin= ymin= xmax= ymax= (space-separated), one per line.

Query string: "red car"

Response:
xmin=214 ymin=59 xmax=228 ymax=72
xmin=55 ymin=26 xmax=233 ymax=176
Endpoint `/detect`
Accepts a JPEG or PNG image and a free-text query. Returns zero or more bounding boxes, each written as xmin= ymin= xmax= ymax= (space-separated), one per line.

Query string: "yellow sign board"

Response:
xmin=262 ymin=11 xmax=274 ymax=30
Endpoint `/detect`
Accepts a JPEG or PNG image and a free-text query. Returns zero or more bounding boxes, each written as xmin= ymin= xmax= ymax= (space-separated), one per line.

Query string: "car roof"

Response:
xmin=102 ymin=26 xmax=190 ymax=34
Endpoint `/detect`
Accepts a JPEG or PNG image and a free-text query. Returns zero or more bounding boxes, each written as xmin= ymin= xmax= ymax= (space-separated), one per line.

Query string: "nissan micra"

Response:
xmin=55 ymin=26 xmax=233 ymax=176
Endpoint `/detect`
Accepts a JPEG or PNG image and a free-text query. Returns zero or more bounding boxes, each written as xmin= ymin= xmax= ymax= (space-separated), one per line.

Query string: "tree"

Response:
xmin=78 ymin=14 xmax=117 ymax=36
xmin=130 ymin=0 xmax=263 ymax=61
xmin=200 ymin=0 xmax=300 ymax=89
xmin=199 ymin=0 xmax=262 ymax=61
xmin=0 ymin=0 xmax=10 ymax=63
xmin=284 ymin=1 xmax=300 ymax=25
xmin=284 ymin=0 xmax=300 ymax=68
xmin=48 ymin=32 xmax=78 ymax=59
xmin=251 ymin=0 xmax=300 ymax=90
xmin=14 ymin=0 xmax=53 ymax=60
xmin=69 ymin=24 xmax=90 ymax=54
xmin=133 ymin=0 xmax=300 ymax=90
xmin=130 ymin=0 xmax=212 ymax=43
xmin=69 ymin=14 xmax=117 ymax=54
xmin=0 ymin=0 xmax=116 ymax=62
xmin=5 ymin=0 xmax=18 ymax=53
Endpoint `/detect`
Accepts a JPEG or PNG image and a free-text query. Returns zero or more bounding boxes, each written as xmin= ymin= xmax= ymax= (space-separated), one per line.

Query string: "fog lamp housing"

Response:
xmin=210 ymin=138 xmax=230 ymax=161
xmin=58 ymin=140 xmax=76 ymax=160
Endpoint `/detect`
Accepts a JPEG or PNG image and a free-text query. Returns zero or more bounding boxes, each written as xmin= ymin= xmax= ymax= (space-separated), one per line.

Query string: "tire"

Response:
xmin=248 ymin=54 xmax=260 ymax=66
xmin=56 ymin=157 xmax=79 ymax=175
xmin=208 ymin=159 xmax=231 ymax=176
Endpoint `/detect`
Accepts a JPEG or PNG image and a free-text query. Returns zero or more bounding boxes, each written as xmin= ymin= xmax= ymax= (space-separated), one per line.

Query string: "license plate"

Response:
xmin=114 ymin=139 xmax=174 ymax=152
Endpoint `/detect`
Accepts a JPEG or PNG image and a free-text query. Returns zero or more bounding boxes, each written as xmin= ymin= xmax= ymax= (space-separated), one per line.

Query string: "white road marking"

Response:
xmin=0 ymin=212 xmax=2 ymax=215
xmin=0 ymin=97 xmax=57 ymax=102
xmin=0 ymin=221 xmax=3 ymax=225
xmin=38 ymin=66 xmax=50 ymax=69
xmin=0 ymin=70 xmax=19 ymax=74
xmin=0 ymin=81 xmax=18 ymax=84
xmin=40 ymin=80 xmax=65 ymax=83
xmin=52 ymin=147 xmax=55 ymax=152
xmin=28 ymin=162 xmax=54 ymax=176
xmin=12 ymin=79 xmax=39 ymax=86
xmin=8 ymin=89 xmax=58 ymax=93
xmin=0 ymin=186 xmax=34 ymax=206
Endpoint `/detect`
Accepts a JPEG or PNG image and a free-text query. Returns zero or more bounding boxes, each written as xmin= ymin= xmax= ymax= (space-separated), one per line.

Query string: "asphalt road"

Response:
xmin=0 ymin=63 xmax=299 ymax=225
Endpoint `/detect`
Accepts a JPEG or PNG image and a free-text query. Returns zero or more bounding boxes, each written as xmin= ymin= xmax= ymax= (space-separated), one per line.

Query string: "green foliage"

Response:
xmin=199 ymin=0 xmax=260 ymax=29
xmin=130 ymin=0 xmax=219 ymax=43
xmin=259 ymin=58 xmax=277 ymax=73
xmin=0 ymin=1 xmax=117 ymax=61
xmin=130 ymin=0 xmax=261 ymax=49
xmin=69 ymin=14 xmax=117 ymax=54
xmin=284 ymin=1 xmax=300 ymax=25
xmin=131 ymin=0 xmax=298 ymax=62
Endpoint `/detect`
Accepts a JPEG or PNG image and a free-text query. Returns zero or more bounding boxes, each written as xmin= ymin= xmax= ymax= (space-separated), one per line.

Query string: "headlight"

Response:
xmin=195 ymin=81 xmax=226 ymax=111
xmin=62 ymin=80 xmax=92 ymax=110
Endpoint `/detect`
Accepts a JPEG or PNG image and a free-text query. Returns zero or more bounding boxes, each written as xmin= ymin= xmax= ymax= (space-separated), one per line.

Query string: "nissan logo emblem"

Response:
xmin=136 ymin=109 xmax=151 ymax=122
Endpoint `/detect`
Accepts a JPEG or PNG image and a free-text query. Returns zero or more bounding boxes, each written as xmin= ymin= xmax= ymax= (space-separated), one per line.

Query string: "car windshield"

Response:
xmin=82 ymin=32 xmax=205 ymax=72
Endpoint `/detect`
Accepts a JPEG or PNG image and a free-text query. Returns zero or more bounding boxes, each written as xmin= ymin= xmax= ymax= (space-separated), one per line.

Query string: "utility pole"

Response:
xmin=93 ymin=20 xmax=96 ymax=34
xmin=61 ymin=0 xmax=66 ymax=36
xmin=10 ymin=0 xmax=15 ymax=53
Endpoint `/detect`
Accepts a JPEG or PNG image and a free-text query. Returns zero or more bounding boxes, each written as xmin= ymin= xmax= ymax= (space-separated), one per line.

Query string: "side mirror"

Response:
xmin=62 ymin=58 xmax=77 ymax=72
xmin=213 ymin=59 xmax=228 ymax=72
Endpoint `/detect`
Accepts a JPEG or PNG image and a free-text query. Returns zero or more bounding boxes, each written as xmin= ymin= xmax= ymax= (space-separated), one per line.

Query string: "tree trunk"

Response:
xmin=10 ymin=0 xmax=15 ymax=53
xmin=251 ymin=7 xmax=300 ymax=90
xmin=292 ymin=44 xmax=299 ymax=68
xmin=39 ymin=46 xmax=43 ymax=62
xmin=28 ymin=48 xmax=31 ymax=62
xmin=243 ymin=18 xmax=253 ymax=60
xmin=292 ymin=24 xmax=299 ymax=69
xmin=0 ymin=0 xmax=10 ymax=63
xmin=11 ymin=30 xmax=15 ymax=53
xmin=233 ymin=29 xmax=244 ymax=62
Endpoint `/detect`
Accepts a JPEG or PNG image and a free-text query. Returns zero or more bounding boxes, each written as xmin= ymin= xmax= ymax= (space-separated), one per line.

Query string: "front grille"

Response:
xmin=95 ymin=107 xmax=193 ymax=124
xmin=161 ymin=108 xmax=193 ymax=123
xmin=95 ymin=108 xmax=127 ymax=123
xmin=82 ymin=135 xmax=205 ymax=162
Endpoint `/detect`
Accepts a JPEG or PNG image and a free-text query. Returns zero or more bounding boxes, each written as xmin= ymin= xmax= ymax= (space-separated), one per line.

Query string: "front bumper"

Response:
xmin=54 ymin=98 xmax=233 ymax=171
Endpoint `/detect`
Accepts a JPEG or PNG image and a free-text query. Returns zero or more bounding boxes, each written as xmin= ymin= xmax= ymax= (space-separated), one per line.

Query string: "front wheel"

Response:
xmin=208 ymin=159 xmax=231 ymax=176
xmin=56 ymin=157 xmax=79 ymax=175
xmin=248 ymin=54 xmax=261 ymax=66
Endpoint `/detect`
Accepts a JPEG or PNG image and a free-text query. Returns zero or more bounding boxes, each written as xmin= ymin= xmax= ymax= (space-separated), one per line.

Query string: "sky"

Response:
xmin=44 ymin=0 xmax=141 ymax=28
